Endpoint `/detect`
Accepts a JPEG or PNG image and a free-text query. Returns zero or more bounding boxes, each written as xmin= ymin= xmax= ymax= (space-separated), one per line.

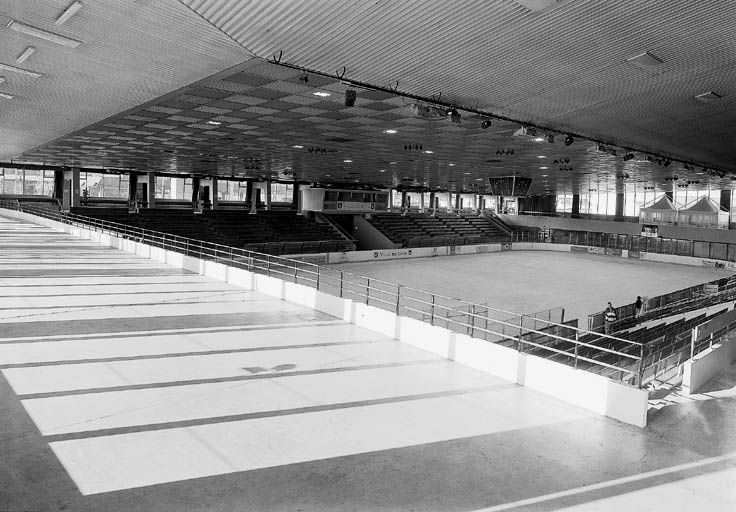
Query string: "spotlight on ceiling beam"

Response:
xmin=564 ymin=135 xmax=573 ymax=146
xmin=525 ymin=126 xmax=537 ymax=137
xmin=663 ymin=159 xmax=671 ymax=167
xmin=344 ymin=88 xmax=356 ymax=107
xmin=480 ymin=119 xmax=492 ymax=129
xmin=546 ymin=134 xmax=555 ymax=143
xmin=298 ymin=73 xmax=308 ymax=83
xmin=623 ymin=153 xmax=635 ymax=161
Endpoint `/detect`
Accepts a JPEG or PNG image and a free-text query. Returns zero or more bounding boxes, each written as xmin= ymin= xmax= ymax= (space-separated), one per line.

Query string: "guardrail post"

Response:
xmin=339 ymin=271 xmax=344 ymax=298
xmin=294 ymin=262 xmax=298 ymax=283
xmin=366 ymin=278 xmax=370 ymax=305
xmin=316 ymin=267 xmax=320 ymax=290
xmin=396 ymin=285 xmax=401 ymax=315
xmin=430 ymin=295 xmax=435 ymax=325
xmin=470 ymin=304 xmax=475 ymax=336
xmin=637 ymin=344 xmax=645 ymax=388
xmin=517 ymin=316 xmax=524 ymax=352
xmin=573 ymin=331 xmax=579 ymax=369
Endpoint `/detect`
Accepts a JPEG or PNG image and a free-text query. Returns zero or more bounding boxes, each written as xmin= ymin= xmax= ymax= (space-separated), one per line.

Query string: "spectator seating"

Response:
xmin=69 ymin=207 xmax=353 ymax=255
xmin=368 ymin=212 xmax=509 ymax=247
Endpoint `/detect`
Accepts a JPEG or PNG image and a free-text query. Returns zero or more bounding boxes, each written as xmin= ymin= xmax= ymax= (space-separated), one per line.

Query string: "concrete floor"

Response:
xmin=332 ymin=251 xmax=733 ymax=324
xmin=1 ymin=214 xmax=735 ymax=512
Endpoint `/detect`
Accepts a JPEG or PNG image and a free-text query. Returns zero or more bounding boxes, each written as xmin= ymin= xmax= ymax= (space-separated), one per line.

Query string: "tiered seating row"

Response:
xmin=368 ymin=212 xmax=509 ymax=247
xmin=69 ymin=208 xmax=351 ymax=255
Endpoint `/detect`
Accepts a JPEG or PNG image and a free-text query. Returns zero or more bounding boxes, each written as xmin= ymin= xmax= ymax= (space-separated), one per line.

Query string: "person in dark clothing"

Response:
xmin=634 ymin=296 xmax=643 ymax=317
xmin=604 ymin=302 xmax=617 ymax=335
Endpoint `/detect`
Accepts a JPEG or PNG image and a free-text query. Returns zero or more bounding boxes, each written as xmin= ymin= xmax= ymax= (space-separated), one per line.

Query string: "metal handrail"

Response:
xmin=0 ymin=200 xmax=646 ymax=385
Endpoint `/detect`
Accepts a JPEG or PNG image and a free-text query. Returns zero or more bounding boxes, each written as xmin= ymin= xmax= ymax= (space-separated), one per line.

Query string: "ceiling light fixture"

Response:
xmin=564 ymin=134 xmax=573 ymax=146
xmin=344 ymin=88 xmax=356 ymax=107
xmin=383 ymin=129 xmax=397 ymax=134
xmin=343 ymin=159 xmax=353 ymax=163
xmin=627 ymin=51 xmax=664 ymax=69
xmin=533 ymin=137 xmax=545 ymax=142
xmin=56 ymin=1 xmax=83 ymax=26
xmin=694 ymin=91 xmax=723 ymax=103
xmin=7 ymin=20 xmax=82 ymax=48
xmin=292 ymin=145 xmax=303 ymax=148
xmin=207 ymin=121 xmax=221 ymax=125
xmin=537 ymin=155 xmax=546 ymax=159
xmin=539 ymin=166 xmax=548 ymax=170
xmin=298 ymin=73 xmax=308 ymax=84
xmin=447 ymin=106 xmax=461 ymax=124
xmin=423 ymin=150 xmax=434 ymax=154
xmin=312 ymin=91 xmax=330 ymax=97
xmin=623 ymin=153 xmax=635 ymax=161
xmin=16 ymin=46 xmax=36 ymax=65
xmin=546 ymin=134 xmax=555 ymax=143
xmin=481 ymin=119 xmax=492 ymax=129
xmin=0 ymin=61 xmax=45 ymax=77
xmin=0 ymin=92 xmax=13 ymax=100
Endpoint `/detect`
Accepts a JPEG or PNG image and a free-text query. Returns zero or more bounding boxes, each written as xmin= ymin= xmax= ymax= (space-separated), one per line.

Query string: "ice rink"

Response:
xmin=330 ymin=251 xmax=734 ymax=324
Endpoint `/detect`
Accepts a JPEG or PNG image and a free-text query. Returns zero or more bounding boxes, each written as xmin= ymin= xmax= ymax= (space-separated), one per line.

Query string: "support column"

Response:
xmin=455 ymin=193 xmax=461 ymax=211
xmin=210 ymin=177 xmax=218 ymax=210
xmin=292 ymin=182 xmax=300 ymax=210
xmin=615 ymin=192 xmax=624 ymax=220
xmin=53 ymin=170 xmax=64 ymax=202
xmin=401 ymin=191 xmax=408 ymax=212
xmin=191 ymin=177 xmax=200 ymax=209
xmin=264 ymin=180 xmax=272 ymax=211
xmin=128 ymin=172 xmax=137 ymax=203
xmin=572 ymin=194 xmax=580 ymax=218
xmin=720 ymin=189 xmax=731 ymax=212
xmin=65 ymin=168 xmax=81 ymax=208
xmin=147 ymin=172 xmax=156 ymax=209
xmin=419 ymin=192 xmax=425 ymax=213
xmin=245 ymin=181 xmax=254 ymax=208
xmin=429 ymin=192 xmax=436 ymax=216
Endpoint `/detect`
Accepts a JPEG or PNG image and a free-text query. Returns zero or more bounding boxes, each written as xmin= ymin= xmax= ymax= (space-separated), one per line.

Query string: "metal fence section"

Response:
xmin=0 ymin=200 xmax=646 ymax=386
xmin=514 ymin=227 xmax=736 ymax=263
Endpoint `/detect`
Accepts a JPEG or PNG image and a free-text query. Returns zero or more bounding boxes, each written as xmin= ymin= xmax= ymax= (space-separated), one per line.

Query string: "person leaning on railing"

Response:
xmin=604 ymin=302 xmax=618 ymax=334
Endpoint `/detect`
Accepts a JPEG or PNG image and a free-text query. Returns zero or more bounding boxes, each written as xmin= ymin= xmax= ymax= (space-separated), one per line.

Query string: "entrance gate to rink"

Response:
xmin=1 ymin=200 xmax=647 ymax=387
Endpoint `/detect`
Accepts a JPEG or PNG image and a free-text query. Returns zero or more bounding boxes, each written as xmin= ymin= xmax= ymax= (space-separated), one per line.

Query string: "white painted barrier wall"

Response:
xmin=683 ymin=337 xmax=736 ymax=394
xmin=1 ymin=208 xmax=650 ymax=426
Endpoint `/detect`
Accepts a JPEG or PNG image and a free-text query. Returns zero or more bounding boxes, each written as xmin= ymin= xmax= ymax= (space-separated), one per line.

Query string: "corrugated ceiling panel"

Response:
xmin=0 ymin=0 xmax=247 ymax=159
xmin=179 ymin=0 xmax=736 ymax=171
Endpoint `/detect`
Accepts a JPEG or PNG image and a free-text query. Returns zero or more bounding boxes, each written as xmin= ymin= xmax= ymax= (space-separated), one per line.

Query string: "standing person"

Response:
xmin=634 ymin=296 xmax=643 ymax=317
xmin=604 ymin=302 xmax=617 ymax=335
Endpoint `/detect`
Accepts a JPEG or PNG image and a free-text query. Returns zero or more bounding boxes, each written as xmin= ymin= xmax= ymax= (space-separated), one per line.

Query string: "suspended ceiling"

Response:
xmin=2 ymin=0 xmax=736 ymax=195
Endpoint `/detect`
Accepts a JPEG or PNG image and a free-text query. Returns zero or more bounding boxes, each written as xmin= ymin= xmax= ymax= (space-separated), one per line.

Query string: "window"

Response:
xmin=0 ymin=168 xmax=55 ymax=196
xmin=218 ymin=180 xmax=249 ymax=201
xmin=155 ymin=176 xmax=191 ymax=200
xmin=555 ymin=194 xmax=573 ymax=213
xmin=270 ymin=182 xmax=293 ymax=203
xmin=80 ymin=172 xmax=127 ymax=199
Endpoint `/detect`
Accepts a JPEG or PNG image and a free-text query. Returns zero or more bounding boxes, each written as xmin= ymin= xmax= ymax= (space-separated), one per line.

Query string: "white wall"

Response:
xmin=683 ymin=337 xmax=736 ymax=394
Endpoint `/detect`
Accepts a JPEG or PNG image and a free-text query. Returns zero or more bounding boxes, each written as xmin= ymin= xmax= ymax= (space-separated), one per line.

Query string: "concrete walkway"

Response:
xmin=1 ymin=214 xmax=735 ymax=512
